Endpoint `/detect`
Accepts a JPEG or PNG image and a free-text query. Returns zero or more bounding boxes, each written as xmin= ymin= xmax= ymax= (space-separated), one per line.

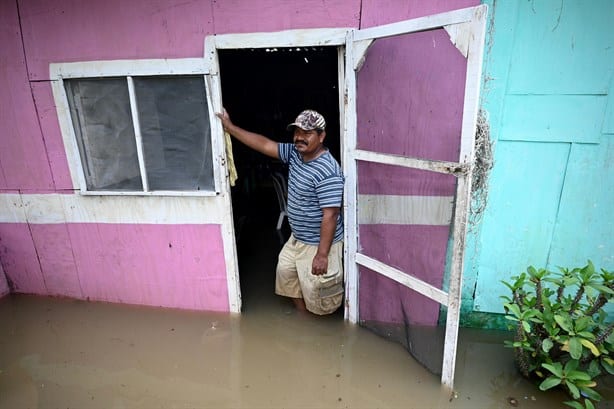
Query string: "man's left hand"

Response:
xmin=311 ymin=253 xmax=328 ymax=275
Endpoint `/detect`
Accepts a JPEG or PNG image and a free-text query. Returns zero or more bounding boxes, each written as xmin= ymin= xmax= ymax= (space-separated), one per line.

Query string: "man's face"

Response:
xmin=293 ymin=128 xmax=325 ymax=156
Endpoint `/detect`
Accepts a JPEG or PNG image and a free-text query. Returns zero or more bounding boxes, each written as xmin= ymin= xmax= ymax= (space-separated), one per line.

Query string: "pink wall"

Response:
xmin=212 ymin=0 xmax=360 ymax=34
xmin=1 ymin=0 xmax=477 ymax=314
xmin=0 ymin=0 xmax=365 ymax=312
xmin=360 ymin=0 xmax=477 ymax=27
xmin=0 ymin=0 xmax=55 ymax=192
xmin=20 ymin=0 xmax=215 ymax=81
xmin=0 ymin=224 xmax=47 ymax=295
xmin=0 ymin=223 xmax=229 ymax=311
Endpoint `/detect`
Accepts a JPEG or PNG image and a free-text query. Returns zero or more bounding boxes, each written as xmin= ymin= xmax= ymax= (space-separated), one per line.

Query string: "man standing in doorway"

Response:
xmin=216 ymin=109 xmax=344 ymax=315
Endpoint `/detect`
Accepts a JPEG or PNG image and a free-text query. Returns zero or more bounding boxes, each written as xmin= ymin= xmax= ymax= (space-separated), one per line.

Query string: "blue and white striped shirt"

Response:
xmin=278 ymin=143 xmax=344 ymax=245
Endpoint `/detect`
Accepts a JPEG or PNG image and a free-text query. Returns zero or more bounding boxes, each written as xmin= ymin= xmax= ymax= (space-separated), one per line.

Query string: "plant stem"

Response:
xmin=570 ymin=285 xmax=585 ymax=314
xmin=595 ymin=322 xmax=614 ymax=346
xmin=586 ymin=294 xmax=607 ymax=317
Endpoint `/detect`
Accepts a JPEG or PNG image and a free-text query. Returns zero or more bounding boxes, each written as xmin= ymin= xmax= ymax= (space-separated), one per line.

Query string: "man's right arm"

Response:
xmin=216 ymin=111 xmax=279 ymax=159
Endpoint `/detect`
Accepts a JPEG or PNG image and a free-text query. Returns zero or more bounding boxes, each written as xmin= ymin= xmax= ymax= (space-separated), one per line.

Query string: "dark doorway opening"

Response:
xmin=218 ymin=46 xmax=341 ymax=312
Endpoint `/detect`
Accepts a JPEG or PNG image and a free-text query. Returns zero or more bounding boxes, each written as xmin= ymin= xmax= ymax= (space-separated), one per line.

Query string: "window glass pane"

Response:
xmin=65 ymin=78 xmax=142 ymax=191
xmin=134 ymin=76 xmax=214 ymax=191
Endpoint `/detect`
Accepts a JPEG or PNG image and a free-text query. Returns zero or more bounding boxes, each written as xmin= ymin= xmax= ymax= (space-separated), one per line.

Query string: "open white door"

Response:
xmin=343 ymin=5 xmax=487 ymax=390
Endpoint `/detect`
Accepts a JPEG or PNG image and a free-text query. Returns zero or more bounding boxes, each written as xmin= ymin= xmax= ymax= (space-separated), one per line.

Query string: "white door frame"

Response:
xmin=204 ymin=28 xmax=350 ymax=317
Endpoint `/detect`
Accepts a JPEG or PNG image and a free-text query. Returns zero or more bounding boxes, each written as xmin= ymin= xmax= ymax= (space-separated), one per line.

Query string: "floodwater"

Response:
xmin=1 ymin=194 xmax=612 ymax=408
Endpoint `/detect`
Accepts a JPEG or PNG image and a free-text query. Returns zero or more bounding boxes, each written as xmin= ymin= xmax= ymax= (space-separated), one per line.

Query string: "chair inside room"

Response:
xmin=271 ymin=171 xmax=287 ymax=231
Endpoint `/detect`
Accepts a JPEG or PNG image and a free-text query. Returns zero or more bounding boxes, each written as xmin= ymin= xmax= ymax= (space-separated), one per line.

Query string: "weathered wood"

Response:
xmin=50 ymin=59 xmax=208 ymax=79
xmin=343 ymin=29 xmax=360 ymax=324
xmin=358 ymin=194 xmax=454 ymax=225
xmin=0 ymin=193 xmax=226 ymax=224
xmin=441 ymin=4 xmax=487 ymax=392
xmin=346 ymin=4 xmax=488 ymax=392
xmin=213 ymin=28 xmax=349 ymax=49
xmin=127 ymin=76 xmax=150 ymax=192
xmin=354 ymin=149 xmax=468 ymax=176
xmin=204 ymin=38 xmax=241 ymax=314
xmin=353 ymin=6 xmax=477 ymax=42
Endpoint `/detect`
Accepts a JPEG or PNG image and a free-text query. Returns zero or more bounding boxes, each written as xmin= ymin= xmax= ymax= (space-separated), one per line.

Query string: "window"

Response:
xmin=54 ymin=59 xmax=218 ymax=196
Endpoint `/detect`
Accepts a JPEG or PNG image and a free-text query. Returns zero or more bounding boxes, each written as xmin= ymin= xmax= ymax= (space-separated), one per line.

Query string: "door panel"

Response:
xmin=344 ymin=5 xmax=487 ymax=389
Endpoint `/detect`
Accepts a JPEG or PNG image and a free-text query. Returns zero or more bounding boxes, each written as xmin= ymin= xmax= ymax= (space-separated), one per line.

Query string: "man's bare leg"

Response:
xmin=292 ymin=297 xmax=307 ymax=312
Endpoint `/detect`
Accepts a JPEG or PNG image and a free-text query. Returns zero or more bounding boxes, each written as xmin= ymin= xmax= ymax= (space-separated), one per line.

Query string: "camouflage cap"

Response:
xmin=286 ymin=109 xmax=326 ymax=131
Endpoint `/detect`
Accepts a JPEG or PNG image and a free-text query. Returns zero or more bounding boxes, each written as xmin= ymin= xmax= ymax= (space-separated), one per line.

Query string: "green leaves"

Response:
xmin=540 ymin=360 xmax=598 ymax=401
xmin=564 ymin=399 xmax=595 ymax=409
xmin=501 ymin=261 xmax=613 ymax=408
xmin=554 ymin=314 xmax=573 ymax=333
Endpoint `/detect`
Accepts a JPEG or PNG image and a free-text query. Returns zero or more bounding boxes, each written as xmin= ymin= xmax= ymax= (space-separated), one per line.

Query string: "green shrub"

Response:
xmin=501 ymin=261 xmax=614 ymax=408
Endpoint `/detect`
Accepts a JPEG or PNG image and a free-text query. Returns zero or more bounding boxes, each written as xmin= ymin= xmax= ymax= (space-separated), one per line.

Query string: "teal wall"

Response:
xmin=461 ymin=0 xmax=614 ymax=326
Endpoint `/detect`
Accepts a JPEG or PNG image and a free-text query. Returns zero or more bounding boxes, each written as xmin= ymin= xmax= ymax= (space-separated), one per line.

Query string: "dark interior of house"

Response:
xmin=218 ymin=46 xmax=341 ymax=312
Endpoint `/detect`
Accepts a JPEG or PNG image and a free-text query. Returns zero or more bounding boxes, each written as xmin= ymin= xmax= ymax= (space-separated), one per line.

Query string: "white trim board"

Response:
xmin=212 ymin=28 xmax=350 ymax=49
xmin=0 ymin=193 xmax=225 ymax=224
xmin=50 ymin=58 xmax=208 ymax=80
xmin=358 ymin=194 xmax=454 ymax=226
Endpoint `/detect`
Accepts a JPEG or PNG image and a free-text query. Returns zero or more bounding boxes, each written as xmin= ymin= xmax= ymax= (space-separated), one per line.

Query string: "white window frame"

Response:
xmin=50 ymin=58 xmax=223 ymax=196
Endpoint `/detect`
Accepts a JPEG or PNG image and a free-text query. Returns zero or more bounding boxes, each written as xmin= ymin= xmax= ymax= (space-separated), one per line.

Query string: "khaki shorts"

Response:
xmin=275 ymin=235 xmax=344 ymax=315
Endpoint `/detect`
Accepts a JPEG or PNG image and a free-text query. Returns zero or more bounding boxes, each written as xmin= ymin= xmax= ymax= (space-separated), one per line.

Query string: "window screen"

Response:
xmin=65 ymin=78 xmax=141 ymax=191
xmin=64 ymin=75 xmax=215 ymax=194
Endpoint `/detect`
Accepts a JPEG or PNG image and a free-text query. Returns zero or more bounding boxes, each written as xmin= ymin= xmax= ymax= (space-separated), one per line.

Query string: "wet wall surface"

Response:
xmin=1 ymin=204 xmax=612 ymax=408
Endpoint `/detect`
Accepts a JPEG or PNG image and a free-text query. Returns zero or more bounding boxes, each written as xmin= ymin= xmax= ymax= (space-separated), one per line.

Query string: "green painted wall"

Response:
xmin=461 ymin=0 xmax=614 ymax=328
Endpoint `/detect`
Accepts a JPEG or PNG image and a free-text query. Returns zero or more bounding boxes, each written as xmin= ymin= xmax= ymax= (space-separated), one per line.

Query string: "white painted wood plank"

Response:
xmin=337 ymin=47 xmax=345 ymax=163
xmin=441 ymin=4 xmax=488 ymax=392
xmin=205 ymin=43 xmax=242 ymax=314
xmin=50 ymin=80 xmax=82 ymax=191
xmin=50 ymin=59 xmax=208 ymax=80
xmin=358 ymin=194 xmax=453 ymax=225
xmin=353 ymin=6 xmax=476 ymax=41
xmin=204 ymin=36 xmax=218 ymax=75
xmin=352 ymin=39 xmax=374 ymax=71
xmin=441 ymin=174 xmax=471 ymax=390
xmin=458 ymin=5 xmax=487 ymax=163
xmin=213 ymin=28 xmax=350 ymax=49
xmin=343 ymin=30 xmax=359 ymax=324
xmin=77 ymin=190 xmax=218 ymax=197
xmin=355 ymin=253 xmax=449 ymax=306
xmin=444 ymin=22 xmax=471 ymax=58
xmin=21 ymin=194 xmax=65 ymax=224
xmin=205 ymin=74 xmax=225 ymax=194
xmin=354 ymin=149 xmax=467 ymax=175
xmin=0 ymin=194 xmax=26 ymax=223
xmin=127 ymin=76 xmax=149 ymax=191
xmin=0 ymin=194 xmax=226 ymax=224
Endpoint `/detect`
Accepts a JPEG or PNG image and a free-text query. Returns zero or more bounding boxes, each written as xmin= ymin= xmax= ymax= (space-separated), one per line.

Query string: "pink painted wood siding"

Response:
xmin=0 ymin=224 xmax=47 ymax=295
xmin=31 ymin=83 xmax=73 ymax=191
xmin=0 ymin=0 xmax=55 ymax=192
xmin=0 ymin=223 xmax=229 ymax=311
xmin=212 ymin=0 xmax=361 ymax=34
xmin=360 ymin=0 xmax=478 ymax=27
xmin=20 ymin=0 xmax=216 ymax=81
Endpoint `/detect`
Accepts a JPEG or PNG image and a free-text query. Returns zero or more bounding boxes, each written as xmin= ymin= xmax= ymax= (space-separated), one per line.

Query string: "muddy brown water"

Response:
xmin=1 ymin=207 xmax=612 ymax=408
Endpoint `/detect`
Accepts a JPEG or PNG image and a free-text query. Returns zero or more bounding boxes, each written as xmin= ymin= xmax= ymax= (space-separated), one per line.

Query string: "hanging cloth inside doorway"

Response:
xmin=224 ymin=131 xmax=238 ymax=187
